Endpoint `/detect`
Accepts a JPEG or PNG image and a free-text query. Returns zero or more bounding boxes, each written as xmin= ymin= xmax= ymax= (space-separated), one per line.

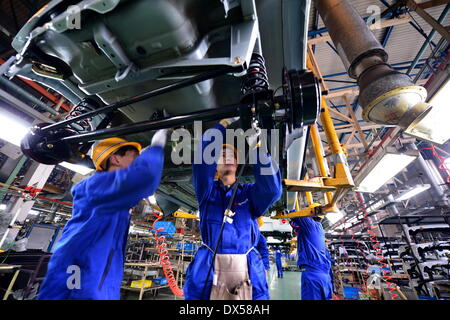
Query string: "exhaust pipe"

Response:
xmin=314 ymin=0 xmax=431 ymax=129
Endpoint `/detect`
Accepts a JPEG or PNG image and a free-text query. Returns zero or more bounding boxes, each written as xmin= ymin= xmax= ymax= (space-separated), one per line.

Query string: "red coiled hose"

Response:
xmin=151 ymin=211 xmax=184 ymax=297
xmin=356 ymin=192 xmax=399 ymax=300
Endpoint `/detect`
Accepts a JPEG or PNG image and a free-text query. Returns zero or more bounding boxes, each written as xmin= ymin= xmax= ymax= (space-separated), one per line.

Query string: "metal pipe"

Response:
xmin=0 ymin=76 xmax=58 ymax=115
xmin=313 ymin=0 xmax=431 ymax=131
xmin=409 ymin=143 xmax=448 ymax=206
xmin=0 ymin=88 xmax=54 ymax=123
xmin=55 ymin=103 xmax=244 ymax=144
xmin=314 ymin=0 xmax=388 ymax=79
xmin=406 ymin=4 xmax=450 ymax=75
xmin=41 ymin=65 xmax=239 ymax=133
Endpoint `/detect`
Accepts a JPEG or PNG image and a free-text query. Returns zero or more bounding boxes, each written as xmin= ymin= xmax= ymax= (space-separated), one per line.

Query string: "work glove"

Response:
xmin=246 ymin=121 xmax=261 ymax=149
xmin=219 ymin=117 xmax=239 ymax=128
xmin=151 ymin=129 xmax=168 ymax=148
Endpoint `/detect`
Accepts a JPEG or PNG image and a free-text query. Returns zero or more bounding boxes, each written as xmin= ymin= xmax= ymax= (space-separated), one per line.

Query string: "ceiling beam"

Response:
xmin=416 ymin=0 xmax=450 ymax=10
xmin=404 ymin=0 xmax=450 ymax=43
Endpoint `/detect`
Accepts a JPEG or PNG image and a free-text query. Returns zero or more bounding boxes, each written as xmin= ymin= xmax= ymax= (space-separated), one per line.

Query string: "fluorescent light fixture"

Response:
xmin=29 ymin=210 xmax=40 ymax=215
xmin=354 ymin=148 xmax=418 ymax=193
xmin=326 ymin=211 xmax=344 ymax=224
xmin=266 ymin=237 xmax=281 ymax=244
xmin=0 ymin=204 xmax=6 ymax=210
xmin=395 ymin=184 xmax=431 ymax=201
xmin=59 ymin=161 xmax=94 ymax=176
xmin=404 ymin=78 xmax=450 ymax=144
xmin=0 ymin=111 xmax=29 ymax=146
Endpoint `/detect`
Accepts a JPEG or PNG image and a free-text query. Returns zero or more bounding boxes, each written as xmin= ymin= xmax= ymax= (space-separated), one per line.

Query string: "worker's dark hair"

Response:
xmin=103 ymin=145 xmax=139 ymax=170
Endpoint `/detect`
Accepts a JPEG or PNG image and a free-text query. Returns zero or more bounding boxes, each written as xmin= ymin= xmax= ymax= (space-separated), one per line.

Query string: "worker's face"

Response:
xmin=217 ymin=147 xmax=237 ymax=178
xmin=108 ymin=149 xmax=139 ymax=170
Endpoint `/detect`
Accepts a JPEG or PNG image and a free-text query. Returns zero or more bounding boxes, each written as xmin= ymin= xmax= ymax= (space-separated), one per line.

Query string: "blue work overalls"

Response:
xmin=255 ymin=232 xmax=270 ymax=271
xmin=291 ymin=217 xmax=333 ymax=300
xmin=37 ymin=146 xmax=164 ymax=300
xmin=183 ymin=123 xmax=282 ymax=300
xmin=275 ymin=250 xmax=283 ymax=278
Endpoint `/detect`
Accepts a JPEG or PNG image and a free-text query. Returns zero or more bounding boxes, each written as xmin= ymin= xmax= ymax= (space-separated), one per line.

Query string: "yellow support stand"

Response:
xmin=173 ymin=211 xmax=199 ymax=219
xmin=274 ymin=46 xmax=354 ymax=220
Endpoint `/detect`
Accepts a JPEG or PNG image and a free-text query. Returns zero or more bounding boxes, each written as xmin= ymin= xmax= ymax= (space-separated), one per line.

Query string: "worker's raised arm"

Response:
xmin=83 ymin=131 xmax=167 ymax=209
xmin=248 ymin=146 xmax=282 ymax=218
xmin=192 ymin=122 xmax=226 ymax=206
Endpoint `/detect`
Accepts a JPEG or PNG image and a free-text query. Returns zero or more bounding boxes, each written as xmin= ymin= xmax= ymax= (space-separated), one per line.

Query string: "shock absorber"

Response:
xmin=240 ymin=52 xmax=271 ymax=103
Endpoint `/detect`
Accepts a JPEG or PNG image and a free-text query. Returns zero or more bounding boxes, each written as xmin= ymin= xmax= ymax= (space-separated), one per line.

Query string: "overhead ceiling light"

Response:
xmin=404 ymin=78 xmax=450 ymax=145
xmin=266 ymin=237 xmax=281 ymax=243
xmin=326 ymin=210 xmax=344 ymax=224
xmin=0 ymin=110 xmax=30 ymax=146
xmin=0 ymin=204 xmax=6 ymax=210
xmin=395 ymin=184 xmax=431 ymax=201
xmin=354 ymin=148 xmax=418 ymax=193
xmin=59 ymin=162 xmax=94 ymax=176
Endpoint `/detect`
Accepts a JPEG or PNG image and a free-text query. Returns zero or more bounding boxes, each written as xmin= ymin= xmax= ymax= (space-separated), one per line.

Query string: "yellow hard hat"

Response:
xmin=257 ymin=216 xmax=264 ymax=228
xmin=92 ymin=137 xmax=142 ymax=171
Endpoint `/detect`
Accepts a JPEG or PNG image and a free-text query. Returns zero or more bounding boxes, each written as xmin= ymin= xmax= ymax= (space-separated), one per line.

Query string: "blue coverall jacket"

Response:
xmin=291 ymin=217 xmax=333 ymax=300
xmin=183 ymin=123 xmax=282 ymax=300
xmin=256 ymin=232 xmax=270 ymax=271
xmin=37 ymin=146 xmax=164 ymax=300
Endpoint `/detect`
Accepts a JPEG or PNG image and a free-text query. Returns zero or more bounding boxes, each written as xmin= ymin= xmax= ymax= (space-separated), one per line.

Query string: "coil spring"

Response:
xmin=64 ymin=99 xmax=96 ymax=132
xmin=241 ymin=53 xmax=269 ymax=99
xmin=151 ymin=211 xmax=184 ymax=297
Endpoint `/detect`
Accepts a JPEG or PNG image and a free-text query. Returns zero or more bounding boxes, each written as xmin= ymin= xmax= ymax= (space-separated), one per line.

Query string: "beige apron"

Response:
xmin=203 ymin=243 xmax=254 ymax=300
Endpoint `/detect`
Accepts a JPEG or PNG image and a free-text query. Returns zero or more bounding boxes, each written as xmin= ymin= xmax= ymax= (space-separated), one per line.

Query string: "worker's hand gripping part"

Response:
xmin=184 ymin=118 xmax=282 ymax=300
xmin=37 ymin=129 xmax=168 ymax=300
xmin=290 ymin=215 xmax=334 ymax=300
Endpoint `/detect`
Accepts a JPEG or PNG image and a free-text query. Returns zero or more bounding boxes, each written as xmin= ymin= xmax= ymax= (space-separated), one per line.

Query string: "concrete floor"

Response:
xmin=267 ymin=264 xmax=301 ymax=300
xmin=123 ymin=263 xmax=302 ymax=300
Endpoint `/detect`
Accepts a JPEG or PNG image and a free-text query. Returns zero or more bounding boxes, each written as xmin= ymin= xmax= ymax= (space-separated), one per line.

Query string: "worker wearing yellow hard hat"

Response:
xmin=38 ymin=130 xmax=168 ymax=300
xmin=184 ymin=117 xmax=282 ymax=300
xmin=92 ymin=137 xmax=142 ymax=171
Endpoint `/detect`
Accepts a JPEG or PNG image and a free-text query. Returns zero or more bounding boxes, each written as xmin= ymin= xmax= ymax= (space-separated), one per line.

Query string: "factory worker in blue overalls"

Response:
xmin=290 ymin=215 xmax=333 ymax=300
xmin=275 ymin=248 xmax=284 ymax=278
xmin=38 ymin=130 xmax=168 ymax=300
xmin=184 ymin=118 xmax=282 ymax=300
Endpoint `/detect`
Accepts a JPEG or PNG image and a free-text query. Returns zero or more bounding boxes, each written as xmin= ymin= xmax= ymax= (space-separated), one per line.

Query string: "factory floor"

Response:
xmin=123 ymin=263 xmax=301 ymax=300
